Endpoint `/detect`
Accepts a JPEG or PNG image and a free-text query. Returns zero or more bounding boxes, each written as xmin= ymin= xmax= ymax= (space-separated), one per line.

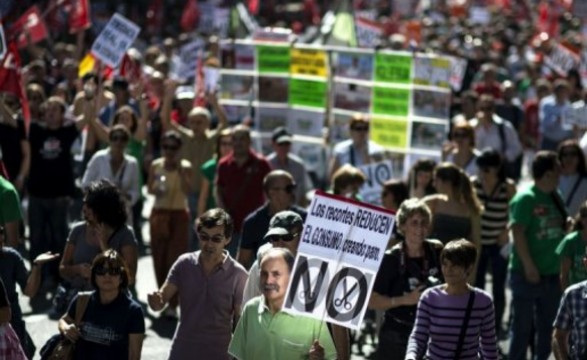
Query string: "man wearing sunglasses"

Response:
xmin=237 ymin=170 xmax=307 ymax=269
xmin=267 ymin=127 xmax=312 ymax=207
xmin=147 ymin=208 xmax=247 ymax=360
xmin=242 ymin=210 xmax=303 ymax=304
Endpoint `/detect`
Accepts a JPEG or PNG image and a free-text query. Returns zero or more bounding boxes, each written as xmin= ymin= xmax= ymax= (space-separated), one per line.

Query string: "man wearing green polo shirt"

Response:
xmin=0 ymin=175 xmax=22 ymax=247
xmin=229 ymin=248 xmax=336 ymax=360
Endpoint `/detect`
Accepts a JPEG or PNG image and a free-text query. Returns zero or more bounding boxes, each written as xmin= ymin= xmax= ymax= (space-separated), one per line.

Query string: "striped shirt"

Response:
xmin=406 ymin=286 xmax=498 ymax=360
xmin=473 ymin=179 xmax=509 ymax=246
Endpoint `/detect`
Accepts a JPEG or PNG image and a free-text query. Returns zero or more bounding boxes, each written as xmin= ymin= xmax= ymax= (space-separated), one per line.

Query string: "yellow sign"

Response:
xmin=370 ymin=118 xmax=408 ymax=149
xmin=290 ymin=48 xmax=328 ymax=78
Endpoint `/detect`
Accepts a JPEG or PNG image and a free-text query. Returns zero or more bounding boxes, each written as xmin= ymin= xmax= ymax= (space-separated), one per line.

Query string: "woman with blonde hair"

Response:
xmin=424 ymin=163 xmax=482 ymax=254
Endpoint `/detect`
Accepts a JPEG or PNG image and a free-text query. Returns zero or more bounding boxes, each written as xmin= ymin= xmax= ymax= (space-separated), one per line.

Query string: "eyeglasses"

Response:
xmin=110 ymin=134 xmax=129 ymax=143
xmin=95 ymin=266 xmax=122 ymax=276
xmin=268 ymin=232 xmax=299 ymax=243
xmin=351 ymin=126 xmax=369 ymax=132
xmin=198 ymin=232 xmax=225 ymax=243
xmin=272 ymin=184 xmax=297 ymax=194
xmin=163 ymin=144 xmax=180 ymax=151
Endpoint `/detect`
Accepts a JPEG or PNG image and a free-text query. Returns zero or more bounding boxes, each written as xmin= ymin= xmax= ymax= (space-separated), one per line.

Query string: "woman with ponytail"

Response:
xmin=424 ymin=163 xmax=482 ymax=258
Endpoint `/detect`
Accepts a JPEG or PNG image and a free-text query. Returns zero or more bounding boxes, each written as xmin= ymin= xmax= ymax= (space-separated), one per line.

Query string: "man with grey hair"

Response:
xmin=242 ymin=210 xmax=303 ymax=304
xmin=161 ymin=81 xmax=228 ymax=248
xmin=236 ymin=170 xmax=307 ymax=269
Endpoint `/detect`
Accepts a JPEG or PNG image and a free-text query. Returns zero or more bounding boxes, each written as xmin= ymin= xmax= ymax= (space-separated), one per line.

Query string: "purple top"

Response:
xmin=406 ymin=286 xmax=498 ymax=360
xmin=167 ymin=251 xmax=248 ymax=360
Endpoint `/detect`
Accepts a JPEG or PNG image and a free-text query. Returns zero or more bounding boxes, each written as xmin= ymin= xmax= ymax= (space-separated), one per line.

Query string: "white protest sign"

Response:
xmin=358 ymin=161 xmax=393 ymax=206
xmin=449 ymin=56 xmax=467 ymax=92
xmin=564 ymin=100 xmax=587 ymax=129
xmin=204 ymin=66 xmax=220 ymax=92
xmin=174 ymin=38 xmax=205 ymax=81
xmin=355 ymin=17 xmax=383 ymax=49
xmin=469 ymin=6 xmax=490 ymax=24
xmin=198 ymin=2 xmax=216 ymax=34
xmin=91 ymin=13 xmax=140 ymax=68
xmin=544 ymin=43 xmax=580 ymax=76
xmin=283 ymin=191 xmax=395 ymax=330
xmin=0 ymin=23 xmax=5 ymax=61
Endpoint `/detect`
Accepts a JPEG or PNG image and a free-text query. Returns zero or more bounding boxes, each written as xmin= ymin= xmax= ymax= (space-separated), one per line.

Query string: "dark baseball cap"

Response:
xmin=263 ymin=211 xmax=303 ymax=240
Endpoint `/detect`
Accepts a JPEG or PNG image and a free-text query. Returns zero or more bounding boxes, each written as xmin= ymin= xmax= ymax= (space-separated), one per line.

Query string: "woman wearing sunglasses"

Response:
xmin=59 ymin=249 xmax=145 ymax=360
xmin=557 ymin=140 xmax=587 ymax=217
xmin=82 ymin=124 xmax=141 ymax=224
xmin=442 ymin=121 xmax=479 ymax=177
xmin=147 ymin=130 xmax=193 ymax=319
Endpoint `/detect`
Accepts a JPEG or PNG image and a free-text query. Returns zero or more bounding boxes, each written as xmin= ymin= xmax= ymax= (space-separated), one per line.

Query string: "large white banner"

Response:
xmin=283 ymin=191 xmax=395 ymax=330
xmin=91 ymin=13 xmax=140 ymax=68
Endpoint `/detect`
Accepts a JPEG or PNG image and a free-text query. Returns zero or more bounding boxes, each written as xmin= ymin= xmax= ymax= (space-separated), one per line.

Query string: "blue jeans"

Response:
xmin=508 ymin=272 xmax=561 ymax=360
xmin=475 ymin=244 xmax=508 ymax=331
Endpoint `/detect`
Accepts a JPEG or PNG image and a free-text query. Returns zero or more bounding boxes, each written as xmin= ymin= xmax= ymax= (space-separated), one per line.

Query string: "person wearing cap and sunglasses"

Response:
xmin=147 ymin=208 xmax=247 ymax=360
xmin=267 ymin=127 xmax=312 ymax=207
xmin=59 ymin=249 xmax=145 ymax=360
xmin=329 ymin=114 xmax=386 ymax=181
xmin=237 ymin=170 xmax=306 ymax=269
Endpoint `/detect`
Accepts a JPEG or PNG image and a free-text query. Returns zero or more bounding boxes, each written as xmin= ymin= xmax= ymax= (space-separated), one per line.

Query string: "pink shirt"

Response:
xmin=167 ymin=251 xmax=248 ymax=360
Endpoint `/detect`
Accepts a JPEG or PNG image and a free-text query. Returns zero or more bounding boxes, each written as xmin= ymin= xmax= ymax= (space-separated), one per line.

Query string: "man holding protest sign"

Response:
xmin=229 ymin=247 xmax=337 ymax=360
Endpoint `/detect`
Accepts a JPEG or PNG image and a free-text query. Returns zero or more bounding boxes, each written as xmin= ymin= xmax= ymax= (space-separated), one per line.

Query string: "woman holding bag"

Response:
xmin=405 ymin=239 xmax=498 ymax=360
xmin=58 ymin=249 xmax=145 ymax=360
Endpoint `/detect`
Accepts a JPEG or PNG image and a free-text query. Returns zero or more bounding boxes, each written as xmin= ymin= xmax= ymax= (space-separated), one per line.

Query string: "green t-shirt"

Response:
xmin=0 ymin=177 xmax=22 ymax=224
xmin=509 ymin=185 xmax=566 ymax=275
xmin=228 ymin=297 xmax=337 ymax=360
xmin=556 ymin=231 xmax=587 ymax=285
xmin=200 ymin=158 xmax=217 ymax=210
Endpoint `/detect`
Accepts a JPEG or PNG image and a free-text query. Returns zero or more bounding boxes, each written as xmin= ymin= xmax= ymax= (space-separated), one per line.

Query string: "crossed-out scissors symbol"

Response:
xmin=334 ymin=279 xmax=357 ymax=311
xmin=299 ymin=289 xmax=316 ymax=300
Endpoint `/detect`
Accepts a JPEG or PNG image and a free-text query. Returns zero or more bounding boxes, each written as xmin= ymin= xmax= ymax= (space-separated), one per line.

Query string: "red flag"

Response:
xmin=248 ymin=0 xmax=260 ymax=15
xmin=8 ymin=6 xmax=49 ymax=49
xmin=193 ymin=50 xmax=206 ymax=107
xmin=0 ymin=42 xmax=30 ymax=131
xmin=119 ymin=53 xmax=142 ymax=83
xmin=180 ymin=0 xmax=199 ymax=32
xmin=68 ymin=0 xmax=91 ymax=34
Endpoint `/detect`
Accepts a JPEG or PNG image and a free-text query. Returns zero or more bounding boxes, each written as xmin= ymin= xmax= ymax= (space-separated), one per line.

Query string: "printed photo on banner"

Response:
xmin=410 ymin=121 xmax=448 ymax=151
xmin=355 ymin=17 xmax=384 ymax=49
xmin=329 ymin=112 xmax=354 ymax=144
xmin=413 ymin=55 xmax=451 ymax=89
xmin=287 ymin=109 xmax=325 ymax=138
xmin=292 ymin=141 xmax=326 ymax=174
xmin=220 ymin=42 xmax=255 ymax=70
xmin=334 ymin=52 xmax=374 ymax=81
xmin=220 ymin=73 xmax=254 ymax=101
xmin=90 ymin=13 xmax=140 ymax=68
xmin=334 ymin=82 xmax=371 ymax=113
xmin=358 ymin=160 xmax=394 ymax=206
xmin=370 ymin=117 xmax=409 ymax=149
xmin=255 ymin=106 xmax=288 ymax=133
xmin=283 ymin=191 xmax=395 ymax=330
xmin=412 ymin=89 xmax=450 ymax=119
xmin=258 ymin=76 xmax=289 ymax=103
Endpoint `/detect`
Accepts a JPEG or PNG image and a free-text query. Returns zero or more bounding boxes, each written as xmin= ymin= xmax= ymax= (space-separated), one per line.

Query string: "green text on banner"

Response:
xmin=374 ymin=53 xmax=412 ymax=84
xmin=257 ymin=45 xmax=291 ymax=74
xmin=289 ymin=78 xmax=327 ymax=108
xmin=372 ymin=87 xmax=410 ymax=116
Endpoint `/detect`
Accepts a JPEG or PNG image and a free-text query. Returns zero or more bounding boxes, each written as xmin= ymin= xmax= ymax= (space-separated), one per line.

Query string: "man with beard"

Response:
xmin=147 ymin=208 xmax=247 ymax=360
xmin=229 ymin=248 xmax=336 ymax=360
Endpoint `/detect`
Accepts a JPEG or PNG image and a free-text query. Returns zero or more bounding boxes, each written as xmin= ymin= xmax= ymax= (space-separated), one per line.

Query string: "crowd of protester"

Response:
xmin=1 ymin=0 xmax=587 ymax=359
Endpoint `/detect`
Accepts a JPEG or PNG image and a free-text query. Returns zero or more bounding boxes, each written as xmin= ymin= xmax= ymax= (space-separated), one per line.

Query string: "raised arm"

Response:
xmin=208 ymin=92 xmax=228 ymax=130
